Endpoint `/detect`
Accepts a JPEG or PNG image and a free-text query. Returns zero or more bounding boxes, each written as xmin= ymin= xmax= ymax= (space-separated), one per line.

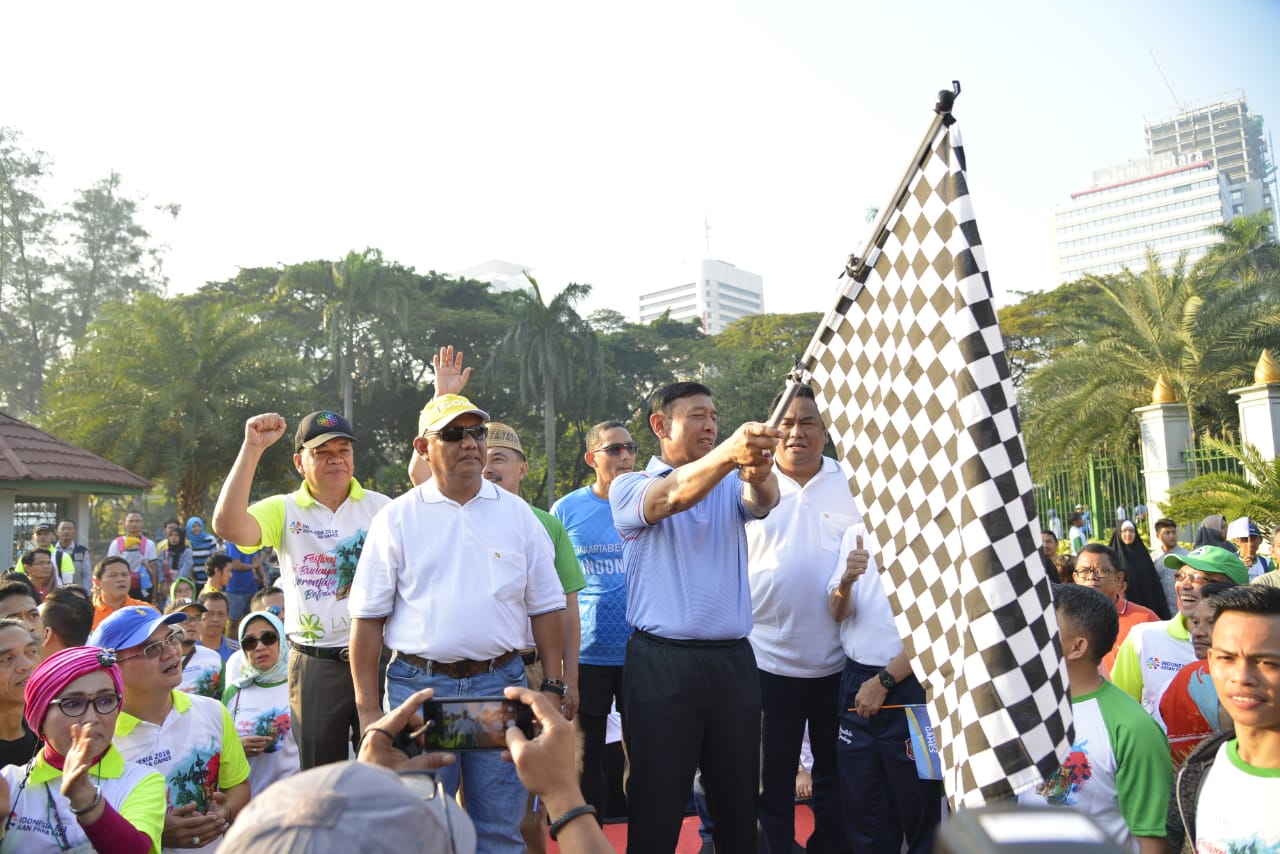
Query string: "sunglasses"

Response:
xmin=241 ymin=631 xmax=280 ymax=652
xmin=117 ymin=630 xmax=183 ymax=663
xmin=427 ymin=425 xmax=488 ymax=443
xmin=592 ymin=442 xmax=638 ymax=457
xmin=1174 ymin=570 xmax=1215 ymax=585
xmin=49 ymin=693 xmax=122 ymax=718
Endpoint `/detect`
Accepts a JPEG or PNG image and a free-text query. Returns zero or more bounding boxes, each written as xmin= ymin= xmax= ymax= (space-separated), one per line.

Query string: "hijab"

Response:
xmin=1194 ymin=515 xmax=1238 ymax=554
xmin=186 ymin=516 xmax=217 ymax=552
xmin=1108 ymin=522 xmax=1172 ymax=620
xmin=170 ymin=576 xmax=199 ymax=604
xmin=234 ymin=610 xmax=289 ymax=689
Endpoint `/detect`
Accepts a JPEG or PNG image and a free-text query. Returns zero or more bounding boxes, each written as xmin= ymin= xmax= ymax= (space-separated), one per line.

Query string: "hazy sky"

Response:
xmin=5 ymin=1 xmax=1278 ymax=321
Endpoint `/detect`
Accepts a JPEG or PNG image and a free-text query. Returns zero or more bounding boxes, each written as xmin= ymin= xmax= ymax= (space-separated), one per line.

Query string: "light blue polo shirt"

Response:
xmin=610 ymin=456 xmax=755 ymax=641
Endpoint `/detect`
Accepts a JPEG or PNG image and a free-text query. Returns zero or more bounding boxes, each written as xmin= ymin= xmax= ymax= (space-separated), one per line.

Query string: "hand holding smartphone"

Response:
xmin=419 ymin=697 xmax=536 ymax=751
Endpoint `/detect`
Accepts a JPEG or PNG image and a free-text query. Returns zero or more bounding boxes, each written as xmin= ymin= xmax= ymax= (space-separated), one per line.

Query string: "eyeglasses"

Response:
xmin=117 ymin=631 xmax=183 ymax=662
xmin=1174 ymin=570 xmax=1213 ymax=585
xmin=592 ymin=442 xmax=638 ymax=457
xmin=1072 ymin=568 xmax=1114 ymax=580
xmin=241 ymin=631 xmax=279 ymax=652
xmin=49 ymin=693 xmax=122 ymax=718
xmin=426 ymin=425 xmax=488 ymax=443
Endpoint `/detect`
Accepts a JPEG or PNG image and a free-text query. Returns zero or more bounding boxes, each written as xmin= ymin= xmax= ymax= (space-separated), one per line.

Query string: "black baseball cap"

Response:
xmin=295 ymin=411 xmax=357 ymax=452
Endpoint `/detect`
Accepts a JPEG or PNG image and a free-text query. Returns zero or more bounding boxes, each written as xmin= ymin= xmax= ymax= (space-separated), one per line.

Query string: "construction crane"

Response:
xmin=1150 ymin=48 xmax=1188 ymax=112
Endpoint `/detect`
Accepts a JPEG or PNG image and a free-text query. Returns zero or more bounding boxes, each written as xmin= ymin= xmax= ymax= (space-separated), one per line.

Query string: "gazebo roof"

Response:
xmin=0 ymin=411 xmax=152 ymax=493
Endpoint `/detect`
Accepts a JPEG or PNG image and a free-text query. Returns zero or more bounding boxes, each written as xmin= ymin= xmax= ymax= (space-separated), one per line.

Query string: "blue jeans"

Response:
xmin=386 ymin=653 xmax=528 ymax=854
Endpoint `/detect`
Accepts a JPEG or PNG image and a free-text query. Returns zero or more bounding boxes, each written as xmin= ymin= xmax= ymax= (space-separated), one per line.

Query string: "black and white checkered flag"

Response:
xmin=803 ymin=104 xmax=1072 ymax=807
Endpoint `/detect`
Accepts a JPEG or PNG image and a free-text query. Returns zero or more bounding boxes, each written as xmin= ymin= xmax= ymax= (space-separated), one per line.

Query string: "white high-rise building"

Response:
xmin=638 ymin=259 xmax=764 ymax=334
xmin=1051 ymin=153 xmax=1232 ymax=282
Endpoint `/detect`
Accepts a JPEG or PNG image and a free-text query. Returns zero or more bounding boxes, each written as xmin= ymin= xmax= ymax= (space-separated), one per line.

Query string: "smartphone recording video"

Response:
xmin=422 ymin=697 xmax=536 ymax=750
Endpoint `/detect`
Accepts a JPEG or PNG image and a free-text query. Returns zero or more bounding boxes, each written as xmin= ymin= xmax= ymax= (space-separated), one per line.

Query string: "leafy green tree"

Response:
xmin=41 ymin=294 xmax=302 ymax=519
xmin=1022 ymin=214 xmax=1280 ymax=472
xmin=691 ymin=312 xmax=823 ymax=432
xmin=488 ymin=273 xmax=601 ymax=507
xmin=1163 ymin=439 xmax=1280 ymax=534
xmin=58 ymin=171 xmax=175 ymax=345
xmin=276 ymin=248 xmax=414 ymax=422
xmin=0 ymin=127 xmax=57 ymax=413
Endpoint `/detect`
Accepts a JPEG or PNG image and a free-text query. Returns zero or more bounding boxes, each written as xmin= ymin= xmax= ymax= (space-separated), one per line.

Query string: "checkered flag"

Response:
xmin=803 ymin=101 xmax=1072 ymax=808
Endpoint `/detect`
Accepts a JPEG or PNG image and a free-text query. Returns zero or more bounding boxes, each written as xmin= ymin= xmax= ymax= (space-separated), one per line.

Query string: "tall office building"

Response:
xmin=1145 ymin=92 xmax=1276 ymax=223
xmin=1145 ymin=93 xmax=1268 ymax=185
xmin=638 ymin=259 xmax=764 ymax=334
xmin=1051 ymin=154 xmax=1231 ymax=282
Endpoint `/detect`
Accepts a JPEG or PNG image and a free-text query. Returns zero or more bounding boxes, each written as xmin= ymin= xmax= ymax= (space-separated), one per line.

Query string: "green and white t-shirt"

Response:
xmin=1020 ymin=680 xmax=1172 ymax=850
xmin=114 ymin=690 xmax=251 ymax=853
xmin=0 ymin=746 xmax=165 ymax=854
xmin=223 ymin=678 xmax=298 ymax=796
xmin=1195 ymin=739 xmax=1280 ymax=852
xmin=179 ymin=644 xmax=225 ymax=700
xmin=246 ymin=479 xmax=389 ymax=649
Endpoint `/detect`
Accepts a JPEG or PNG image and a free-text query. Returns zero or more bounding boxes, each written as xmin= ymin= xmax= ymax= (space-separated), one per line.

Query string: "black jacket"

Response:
xmin=1167 ymin=730 xmax=1232 ymax=853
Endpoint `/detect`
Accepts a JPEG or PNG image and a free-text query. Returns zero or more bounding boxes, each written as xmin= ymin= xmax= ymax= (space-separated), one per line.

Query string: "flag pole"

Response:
xmin=791 ymin=81 xmax=961 ymax=384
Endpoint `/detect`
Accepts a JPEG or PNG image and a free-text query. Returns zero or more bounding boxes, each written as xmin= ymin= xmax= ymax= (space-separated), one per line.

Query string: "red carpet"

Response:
xmin=547 ymin=805 xmax=816 ymax=853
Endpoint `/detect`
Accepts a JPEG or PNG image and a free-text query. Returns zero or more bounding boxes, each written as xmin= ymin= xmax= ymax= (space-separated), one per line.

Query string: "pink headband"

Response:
xmin=25 ymin=646 xmax=124 ymax=736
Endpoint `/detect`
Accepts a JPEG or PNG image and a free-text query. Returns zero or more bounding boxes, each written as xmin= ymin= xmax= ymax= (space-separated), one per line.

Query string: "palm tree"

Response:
xmin=41 ymin=294 xmax=301 ymax=519
xmin=277 ymin=248 xmax=412 ymax=421
xmin=1163 ymin=439 xmax=1280 ymax=533
xmin=488 ymin=273 xmax=601 ymax=507
xmin=1022 ymin=213 xmax=1280 ymax=471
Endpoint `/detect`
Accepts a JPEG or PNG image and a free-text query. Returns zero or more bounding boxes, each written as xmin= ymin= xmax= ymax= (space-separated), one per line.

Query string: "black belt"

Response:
xmin=634 ymin=629 xmax=746 ymax=649
xmin=289 ymin=639 xmax=350 ymax=662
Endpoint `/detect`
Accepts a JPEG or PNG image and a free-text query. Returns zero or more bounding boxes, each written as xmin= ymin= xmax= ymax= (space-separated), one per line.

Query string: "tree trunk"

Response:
xmin=177 ymin=475 xmax=210 ymax=523
xmin=544 ymin=377 xmax=556 ymax=508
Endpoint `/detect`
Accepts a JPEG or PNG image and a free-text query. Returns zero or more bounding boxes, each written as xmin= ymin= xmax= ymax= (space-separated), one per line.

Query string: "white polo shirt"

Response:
xmin=349 ymin=479 xmax=565 ymax=661
xmin=827 ymin=525 xmax=902 ymax=667
xmin=246 ymin=479 xmax=390 ymax=649
xmin=747 ymin=457 xmax=860 ymax=677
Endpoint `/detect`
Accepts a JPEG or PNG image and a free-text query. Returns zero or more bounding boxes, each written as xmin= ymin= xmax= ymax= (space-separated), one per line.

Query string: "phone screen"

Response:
xmin=421 ymin=697 xmax=536 ymax=750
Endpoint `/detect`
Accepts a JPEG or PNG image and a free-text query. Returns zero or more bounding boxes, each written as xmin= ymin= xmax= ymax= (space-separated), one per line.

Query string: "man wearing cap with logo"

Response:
xmin=1227 ymin=516 xmax=1272 ymax=580
xmin=92 ymin=604 xmax=251 ymax=850
xmin=212 ymin=409 xmax=391 ymax=769
xmin=349 ymin=394 xmax=566 ymax=854
xmin=1111 ymin=545 xmax=1250 ymax=712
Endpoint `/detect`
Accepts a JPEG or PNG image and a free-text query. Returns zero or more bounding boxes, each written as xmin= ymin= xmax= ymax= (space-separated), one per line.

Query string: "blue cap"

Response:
xmin=89 ymin=606 xmax=187 ymax=652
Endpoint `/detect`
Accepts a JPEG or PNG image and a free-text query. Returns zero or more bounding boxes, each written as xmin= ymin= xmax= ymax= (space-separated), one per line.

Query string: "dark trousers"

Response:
xmin=837 ymin=659 xmax=941 ymax=854
xmin=759 ymin=670 xmax=850 ymax=854
xmin=578 ymin=662 xmax=625 ymax=815
xmin=289 ymin=650 xmax=359 ymax=769
xmin=622 ymin=631 xmax=761 ymax=854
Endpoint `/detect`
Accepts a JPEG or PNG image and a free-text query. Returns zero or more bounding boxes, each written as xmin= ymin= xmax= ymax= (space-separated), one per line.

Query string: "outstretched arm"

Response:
xmin=641 ymin=421 xmax=781 ymax=523
xmin=213 ymin=414 xmax=287 ymax=546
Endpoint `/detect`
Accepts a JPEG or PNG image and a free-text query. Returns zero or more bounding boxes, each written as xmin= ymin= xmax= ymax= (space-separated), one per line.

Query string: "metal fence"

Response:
xmin=1033 ymin=454 xmax=1148 ymax=543
xmin=1032 ymin=439 xmax=1243 ymax=544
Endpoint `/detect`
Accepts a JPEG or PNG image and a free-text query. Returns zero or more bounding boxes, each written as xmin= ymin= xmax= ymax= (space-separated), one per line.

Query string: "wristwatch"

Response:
xmin=540 ymin=678 xmax=568 ymax=698
xmin=877 ymin=669 xmax=897 ymax=691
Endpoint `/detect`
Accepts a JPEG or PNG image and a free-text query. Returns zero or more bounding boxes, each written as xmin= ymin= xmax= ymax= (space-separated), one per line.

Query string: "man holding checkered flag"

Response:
xmin=792 ymin=84 xmax=1074 ymax=821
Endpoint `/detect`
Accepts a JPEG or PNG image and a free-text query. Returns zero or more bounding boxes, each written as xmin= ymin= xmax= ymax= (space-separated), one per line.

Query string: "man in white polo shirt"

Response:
xmin=747 ymin=385 xmax=856 ymax=854
xmin=212 ymin=409 xmax=391 ymax=769
xmin=349 ymin=394 xmax=565 ymax=854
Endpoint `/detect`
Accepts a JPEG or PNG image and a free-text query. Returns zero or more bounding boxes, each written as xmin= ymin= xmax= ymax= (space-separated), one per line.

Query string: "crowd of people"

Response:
xmin=2 ymin=344 xmax=1279 ymax=852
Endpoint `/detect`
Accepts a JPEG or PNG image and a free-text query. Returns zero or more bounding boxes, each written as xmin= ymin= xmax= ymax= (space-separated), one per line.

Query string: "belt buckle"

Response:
xmin=338 ymin=647 xmax=350 ymax=663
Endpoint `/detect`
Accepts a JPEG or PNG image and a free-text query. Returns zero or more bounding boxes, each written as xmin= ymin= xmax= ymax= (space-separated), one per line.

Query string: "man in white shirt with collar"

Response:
xmin=348 ymin=394 xmax=565 ymax=854
xmin=747 ymin=385 xmax=856 ymax=854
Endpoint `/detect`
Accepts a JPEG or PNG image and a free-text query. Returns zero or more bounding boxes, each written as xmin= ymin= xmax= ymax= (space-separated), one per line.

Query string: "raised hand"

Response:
xmin=841 ymin=535 xmax=868 ymax=587
xmin=243 ymin=413 xmax=288 ymax=449
xmin=432 ymin=346 xmax=472 ymax=397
